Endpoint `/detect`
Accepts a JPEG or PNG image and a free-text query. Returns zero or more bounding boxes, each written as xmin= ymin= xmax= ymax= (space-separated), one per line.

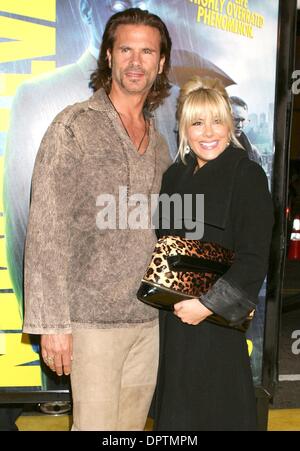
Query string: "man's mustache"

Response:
xmin=124 ymin=65 xmax=146 ymax=74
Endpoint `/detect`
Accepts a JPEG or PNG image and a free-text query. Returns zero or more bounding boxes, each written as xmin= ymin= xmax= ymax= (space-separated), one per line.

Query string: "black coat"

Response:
xmin=157 ymin=145 xmax=274 ymax=325
xmin=154 ymin=145 xmax=274 ymax=431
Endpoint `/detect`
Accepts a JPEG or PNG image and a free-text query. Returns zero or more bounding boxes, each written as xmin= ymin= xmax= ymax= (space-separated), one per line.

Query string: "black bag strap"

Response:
xmin=167 ymin=255 xmax=231 ymax=275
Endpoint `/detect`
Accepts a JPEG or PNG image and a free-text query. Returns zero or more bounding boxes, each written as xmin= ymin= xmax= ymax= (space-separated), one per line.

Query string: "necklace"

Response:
xmin=106 ymin=94 xmax=158 ymax=208
xmin=119 ymin=112 xmax=149 ymax=152
xmin=108 ymin=95 xmax=149 ymax=152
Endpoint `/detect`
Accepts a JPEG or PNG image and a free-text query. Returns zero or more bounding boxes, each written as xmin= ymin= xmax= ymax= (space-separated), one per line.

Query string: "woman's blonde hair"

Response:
xmin=177 ymin=76 xmax=242 ymax=163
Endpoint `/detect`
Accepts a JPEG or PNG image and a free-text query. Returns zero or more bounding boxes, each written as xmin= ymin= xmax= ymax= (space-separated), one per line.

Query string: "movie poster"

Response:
xmin=0 ymin=0 xmax=279 ymax=396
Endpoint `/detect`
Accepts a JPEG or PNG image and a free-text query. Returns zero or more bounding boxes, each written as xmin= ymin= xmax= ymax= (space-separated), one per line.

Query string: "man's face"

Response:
xmin=231 ymin=104 xmax=248 ymax=137
xmin=107 ymin=24 xmax=165 ymax=96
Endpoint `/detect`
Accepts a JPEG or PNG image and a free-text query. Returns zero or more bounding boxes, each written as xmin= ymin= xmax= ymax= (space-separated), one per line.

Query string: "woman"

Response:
xmin=153 ymin=76 xmax=274 ymax=431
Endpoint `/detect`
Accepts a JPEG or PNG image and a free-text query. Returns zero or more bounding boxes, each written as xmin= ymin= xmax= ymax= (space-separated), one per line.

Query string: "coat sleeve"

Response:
xmin=3 ymin=82 xmax=47 ymax=307
xmin=201 ymin=160 xmax=274 ymax=325
xmin=23 ymin=121 xmax=80 ymax=334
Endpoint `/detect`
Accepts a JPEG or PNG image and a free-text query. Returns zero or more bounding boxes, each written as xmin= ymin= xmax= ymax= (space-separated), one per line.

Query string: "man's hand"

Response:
xmin=41 ymin=333 xmax=73 ymax=376
xmin=173 ymin=299 xmax=213 ymax=325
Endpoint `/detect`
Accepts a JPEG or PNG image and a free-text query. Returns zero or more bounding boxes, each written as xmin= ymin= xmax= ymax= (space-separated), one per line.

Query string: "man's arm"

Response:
xmin=3 ymin=83 xmax=48 ymax=308
xmin=23 ymin=121 xmax=80 ymax=373
xmin=41 ymin=334 xmax=73 ymax=376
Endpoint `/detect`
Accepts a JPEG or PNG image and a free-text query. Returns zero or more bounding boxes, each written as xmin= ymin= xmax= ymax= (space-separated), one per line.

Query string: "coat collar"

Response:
xmin=88 ymin=88 xmax=153 ymax=117
xmin=88 ymin=88 xmax=112 ymax=112
xmin=178 ymin=146 xmax=248 ymax=230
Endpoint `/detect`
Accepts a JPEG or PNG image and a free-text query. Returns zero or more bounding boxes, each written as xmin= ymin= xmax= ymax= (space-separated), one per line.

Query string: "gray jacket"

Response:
xmin=23 ymin=89 xmax=170 ymax=334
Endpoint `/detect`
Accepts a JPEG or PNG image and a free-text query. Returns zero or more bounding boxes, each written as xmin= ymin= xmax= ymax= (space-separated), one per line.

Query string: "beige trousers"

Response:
xmin=70 ymin=321 xmax=158 ymax=431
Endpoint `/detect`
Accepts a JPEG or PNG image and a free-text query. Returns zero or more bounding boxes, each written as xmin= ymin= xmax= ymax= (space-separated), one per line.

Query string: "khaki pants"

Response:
xmin=70 ymin=321 xmax=158 ymax=431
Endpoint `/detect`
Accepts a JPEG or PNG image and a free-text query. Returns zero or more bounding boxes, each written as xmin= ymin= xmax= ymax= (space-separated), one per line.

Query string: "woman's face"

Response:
xmin=187 ymin=115 xmax=230 ymax=168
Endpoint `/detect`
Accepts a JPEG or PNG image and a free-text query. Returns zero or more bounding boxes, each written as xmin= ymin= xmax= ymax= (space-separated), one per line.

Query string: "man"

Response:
xmin=4 ymin=0 xmax=231 ymax=309
xmin=230 ymin=96 xmax=262 ymax=165
xmin=23 ymin=8 xmax=171 ymax=431
xmin=5 ymin=0 xmax=173 ymax=311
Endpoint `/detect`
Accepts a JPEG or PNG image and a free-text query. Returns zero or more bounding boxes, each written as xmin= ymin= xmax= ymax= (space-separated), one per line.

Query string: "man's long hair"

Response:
xmin=89 ymin=8 xmax=172 ymax=112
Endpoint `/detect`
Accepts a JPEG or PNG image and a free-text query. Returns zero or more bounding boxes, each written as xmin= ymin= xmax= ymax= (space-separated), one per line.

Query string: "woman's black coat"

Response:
xmin=157 ymin=145 xmax=274 ymax=326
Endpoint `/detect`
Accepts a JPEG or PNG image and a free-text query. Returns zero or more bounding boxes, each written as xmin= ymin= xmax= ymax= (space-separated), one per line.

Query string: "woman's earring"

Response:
xmin=185 ymin=145 xmax=191 ymax=154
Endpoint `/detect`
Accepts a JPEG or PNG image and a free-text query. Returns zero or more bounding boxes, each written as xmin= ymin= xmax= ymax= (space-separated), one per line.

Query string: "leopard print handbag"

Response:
xmin=137 ymin=235 xmax=254 ymax=332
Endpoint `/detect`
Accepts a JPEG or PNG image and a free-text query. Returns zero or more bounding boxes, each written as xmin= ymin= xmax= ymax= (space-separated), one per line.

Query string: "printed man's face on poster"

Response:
xmin=84 ymin=0 xmax=150 ymax=50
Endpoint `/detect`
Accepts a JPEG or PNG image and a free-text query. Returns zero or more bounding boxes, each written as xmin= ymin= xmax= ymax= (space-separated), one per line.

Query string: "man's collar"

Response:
xmin=88 ymin=88 xmax=154 ymax=119
xmin=88 ymin=88 xmax=112 ymax=112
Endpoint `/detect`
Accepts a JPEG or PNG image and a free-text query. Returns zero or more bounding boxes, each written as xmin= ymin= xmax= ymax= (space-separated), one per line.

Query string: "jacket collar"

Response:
xmin=88 ymin=88 xmax=112 ymax=112
xmin=88 ymin=88 xmax=154 ymax=121
xmin=181 ymin=146 xmax=248 ymax=230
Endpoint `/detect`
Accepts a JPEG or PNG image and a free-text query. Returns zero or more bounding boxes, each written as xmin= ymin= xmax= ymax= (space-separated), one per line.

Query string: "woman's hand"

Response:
xmin=41 ymin=333 xmax=73 ymax=376
xmin=173 ymin=299 xmax=213 ymax=325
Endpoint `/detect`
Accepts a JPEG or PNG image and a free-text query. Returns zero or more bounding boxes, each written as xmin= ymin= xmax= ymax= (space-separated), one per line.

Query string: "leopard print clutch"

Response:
xmin=137 ymin=235 xmax=254 ymax=332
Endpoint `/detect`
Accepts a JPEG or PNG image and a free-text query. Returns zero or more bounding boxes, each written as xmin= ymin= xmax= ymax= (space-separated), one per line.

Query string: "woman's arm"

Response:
xmin=200 ymin=160 xmax=274 ymax=325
